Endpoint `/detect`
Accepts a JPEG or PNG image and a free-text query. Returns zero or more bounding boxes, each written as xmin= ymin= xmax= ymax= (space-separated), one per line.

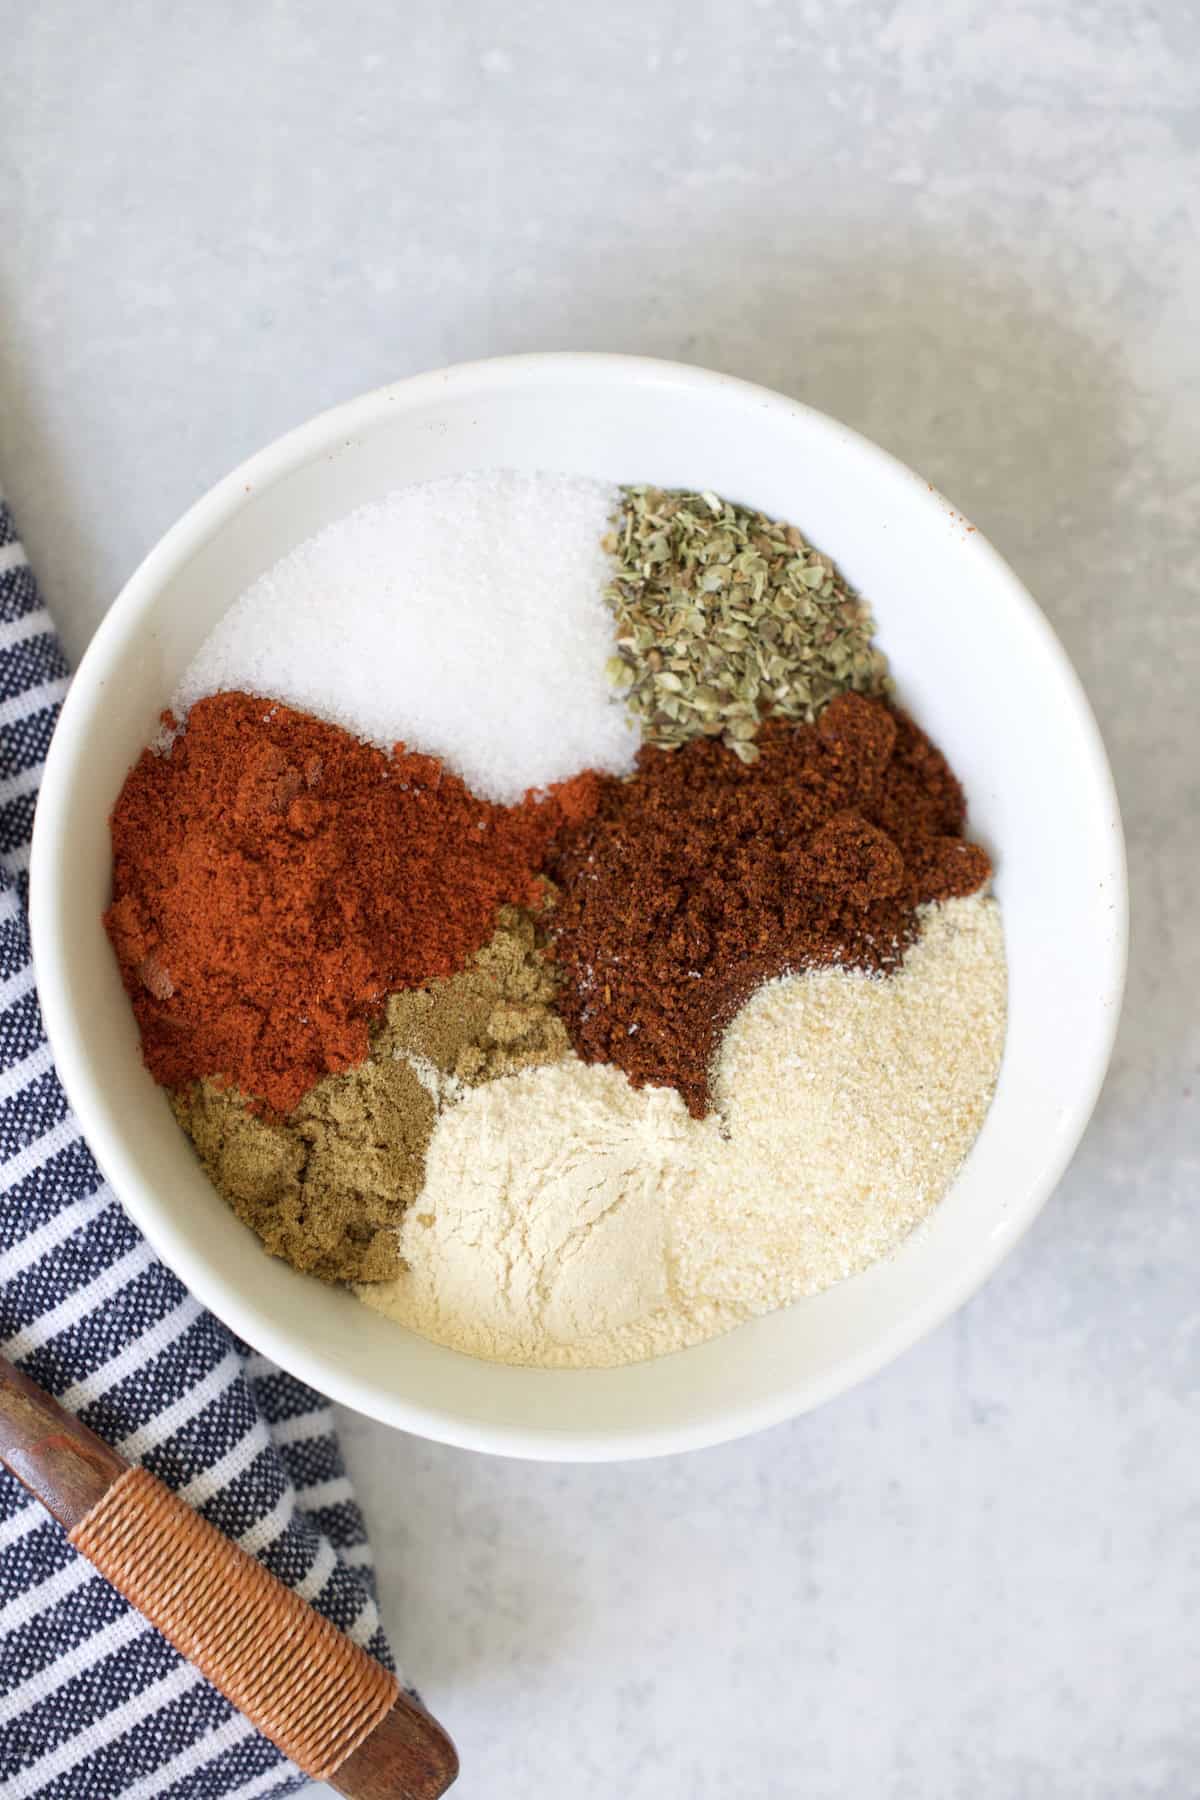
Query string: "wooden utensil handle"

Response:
xmin=0 ymin=1354 xmax=125 ymax=1527
xmin=0 ymin=1355 xmax=457 ymax=1798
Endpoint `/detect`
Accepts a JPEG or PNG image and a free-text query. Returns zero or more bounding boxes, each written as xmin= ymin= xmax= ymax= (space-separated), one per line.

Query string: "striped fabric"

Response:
xmin=0 ymin=496 xmax=395 ymax=1798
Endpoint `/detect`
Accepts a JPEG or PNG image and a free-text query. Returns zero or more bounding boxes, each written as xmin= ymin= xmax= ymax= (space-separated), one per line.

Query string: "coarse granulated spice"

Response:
xmin=603 ymin=486 xmax=890 ymax=759
xmin=106 ymin=693 xmax=595 ymax=1114
xmin=695 ymin=895 xmax=1006 ymax=1305
xmin=172 ymin=905 xmax=569 ymax=1282
xmin=546 ymin=691 xmax=991 ymax=1115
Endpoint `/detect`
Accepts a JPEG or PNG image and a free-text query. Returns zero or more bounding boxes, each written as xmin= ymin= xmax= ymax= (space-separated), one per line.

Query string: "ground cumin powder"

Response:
xmin=172 ymin=906 xmax=568 ymax=1282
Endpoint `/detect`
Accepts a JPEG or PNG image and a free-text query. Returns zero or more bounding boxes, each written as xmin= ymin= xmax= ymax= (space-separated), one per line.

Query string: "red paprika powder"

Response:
xmin=106 ymin=693 xmax=593 ymax=1114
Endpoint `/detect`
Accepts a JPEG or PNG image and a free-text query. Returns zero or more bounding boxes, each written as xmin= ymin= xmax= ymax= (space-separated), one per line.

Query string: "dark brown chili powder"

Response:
xmin=545 ymin=691 xmax=991 ymax=1116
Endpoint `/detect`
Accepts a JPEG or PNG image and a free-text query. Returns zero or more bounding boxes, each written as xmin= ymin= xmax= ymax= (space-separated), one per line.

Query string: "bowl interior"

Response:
xmin=31 ymin=356 xmax=1126 ymax=1459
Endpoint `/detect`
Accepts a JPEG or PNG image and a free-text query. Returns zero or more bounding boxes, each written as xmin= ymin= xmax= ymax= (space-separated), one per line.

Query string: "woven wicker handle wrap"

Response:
xmin=0 ymin=1356 xmax=456 ymax=1798
xmin=70 ymin=1465 xmax=399 ymax=1781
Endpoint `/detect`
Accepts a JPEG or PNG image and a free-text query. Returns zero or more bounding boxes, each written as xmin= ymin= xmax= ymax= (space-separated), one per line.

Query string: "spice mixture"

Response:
xmin=547 ymin=690 xmax=991 ymax=1116
xmin=172 ymin=906 xmax=567 ymax=1283
xmin=108 ymin=472 xmax=1007 ymax=1370
xmin=360 ymin=896 xmax=1005 ymax=1366
xmin=604 ymin=486 xmax=889 ymax=759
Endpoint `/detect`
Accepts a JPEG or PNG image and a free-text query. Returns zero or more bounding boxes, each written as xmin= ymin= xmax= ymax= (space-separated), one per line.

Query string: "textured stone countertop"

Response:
xmin=3 ymin=3 xmax=1196 ymax=1794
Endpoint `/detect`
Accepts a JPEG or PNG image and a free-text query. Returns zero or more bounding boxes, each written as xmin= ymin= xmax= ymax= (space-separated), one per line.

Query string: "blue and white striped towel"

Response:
xmin=0 ymin=494 xmax=396 ymax=1799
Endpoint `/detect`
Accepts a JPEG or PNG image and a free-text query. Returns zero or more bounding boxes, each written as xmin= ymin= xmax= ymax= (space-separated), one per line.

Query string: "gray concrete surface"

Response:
xmin=2 ymin=3 xmax=1196 ymax=1795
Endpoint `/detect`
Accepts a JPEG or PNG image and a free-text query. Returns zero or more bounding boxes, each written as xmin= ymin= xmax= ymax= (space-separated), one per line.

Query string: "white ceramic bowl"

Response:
xmin=30 ymin=354 xmax=1127 ymax=1460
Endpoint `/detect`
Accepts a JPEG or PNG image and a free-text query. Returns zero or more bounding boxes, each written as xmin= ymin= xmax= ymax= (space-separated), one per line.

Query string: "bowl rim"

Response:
xmin=29 ymin=351 xmax=1129 ymax=1460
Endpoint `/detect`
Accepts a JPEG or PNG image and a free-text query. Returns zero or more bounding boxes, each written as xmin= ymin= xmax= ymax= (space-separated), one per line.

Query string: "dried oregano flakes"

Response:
xmin=602 ymin=486 xmax=891 ymax=762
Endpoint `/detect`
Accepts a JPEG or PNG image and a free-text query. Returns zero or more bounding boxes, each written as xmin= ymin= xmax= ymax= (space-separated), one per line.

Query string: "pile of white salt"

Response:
xmin=174 ymin=471 xmax=638 ymax=804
